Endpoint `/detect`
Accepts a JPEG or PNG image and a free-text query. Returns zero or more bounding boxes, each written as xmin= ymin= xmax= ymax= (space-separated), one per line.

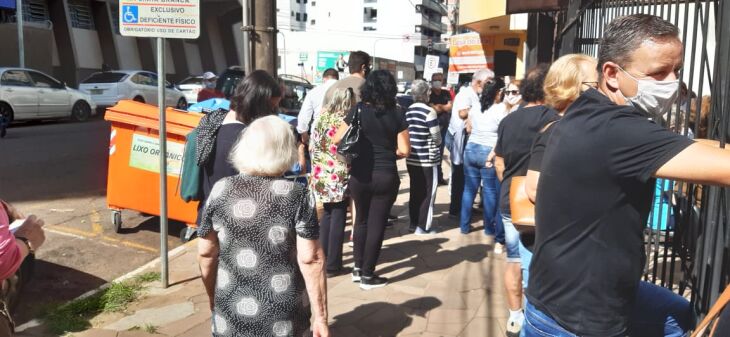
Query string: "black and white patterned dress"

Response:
xmin=199 ymin=174 xmax=319 ymax=337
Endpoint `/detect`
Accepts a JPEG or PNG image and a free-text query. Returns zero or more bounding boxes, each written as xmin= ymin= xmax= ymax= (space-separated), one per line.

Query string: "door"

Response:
xmin=494 ymin=50 xmax=518 ymax=77
xmin=143 ymin=72 xmax=160 ymax=105
xmin=29 ymin=71 xmax=70 ymax=117
xmin=0 ymin=70 xmax=38 ymax=120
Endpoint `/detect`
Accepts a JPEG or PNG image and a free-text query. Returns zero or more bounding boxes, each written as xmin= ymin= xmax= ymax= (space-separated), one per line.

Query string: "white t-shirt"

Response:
xmin=449 ymin=86 xmax=481 ymax=134
xmin=468 ymin=103 xmax=508 ymax=147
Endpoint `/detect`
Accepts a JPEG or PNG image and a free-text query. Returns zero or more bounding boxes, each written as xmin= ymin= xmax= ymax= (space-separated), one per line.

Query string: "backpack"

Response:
xmin=179 ymin=128 xmax=203 ymax=202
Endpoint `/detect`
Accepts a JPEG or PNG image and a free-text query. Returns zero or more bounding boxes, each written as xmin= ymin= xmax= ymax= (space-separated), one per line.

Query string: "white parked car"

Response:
xmin=0 ymin=68 xmax=97 ymax=122
xmin=176 ymin=76 xmax=204 ymax=105
xmin=79 ymin=70 xmax=187 ymax=109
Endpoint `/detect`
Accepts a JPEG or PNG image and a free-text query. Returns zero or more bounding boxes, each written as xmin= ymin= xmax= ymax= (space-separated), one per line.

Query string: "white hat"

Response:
xmin=202 ymin=71 xmax=217 ymax=80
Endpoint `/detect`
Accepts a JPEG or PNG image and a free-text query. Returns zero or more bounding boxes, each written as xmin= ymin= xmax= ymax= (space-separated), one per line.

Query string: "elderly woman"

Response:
xmin=405 ymin=80 xmax=441 ymax=234
xmin=197 ymin=116 xmax=329 ymax=337
xmin=196 ymin=70 xmax=282 ymax=225
xmin=525 ymin=54 xmax=598 ymax=202
xmin=334 ymin=70 xmax=410 ymax=290
xmin=309 ymin=88 xmax=355 ymax=277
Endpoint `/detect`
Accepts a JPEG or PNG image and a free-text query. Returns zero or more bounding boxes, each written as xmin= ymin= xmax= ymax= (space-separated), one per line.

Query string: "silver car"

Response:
xmin=177 ymin=76 xmax=204 ymax=105
xmin=79 ymin=70 xmax=187 ymax=109
xmin=0 ymin=68 xmax=97 ymax=123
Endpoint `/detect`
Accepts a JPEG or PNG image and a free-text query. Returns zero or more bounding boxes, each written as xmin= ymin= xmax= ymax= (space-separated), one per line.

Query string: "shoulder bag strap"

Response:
xmin=692 ymin=285 xmax=730 ymax=337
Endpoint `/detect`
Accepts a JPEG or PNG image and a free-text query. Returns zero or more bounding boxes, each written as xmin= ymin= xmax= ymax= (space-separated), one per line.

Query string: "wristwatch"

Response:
xmin=15 ymin=237 xmax=33 ymax=254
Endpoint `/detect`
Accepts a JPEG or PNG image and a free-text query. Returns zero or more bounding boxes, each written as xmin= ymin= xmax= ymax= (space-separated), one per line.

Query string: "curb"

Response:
xmin=15 ymin=239 xmax=198 ymax=333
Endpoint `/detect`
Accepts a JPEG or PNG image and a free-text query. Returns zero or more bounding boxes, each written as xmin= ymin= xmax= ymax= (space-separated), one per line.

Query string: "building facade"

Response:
xmin=0 ymin=0 xmax=451 ymax=87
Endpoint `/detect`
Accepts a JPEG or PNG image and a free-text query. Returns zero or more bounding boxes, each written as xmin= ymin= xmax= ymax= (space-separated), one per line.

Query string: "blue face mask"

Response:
xmin=205 ymin=81 xmax=216 ymax=89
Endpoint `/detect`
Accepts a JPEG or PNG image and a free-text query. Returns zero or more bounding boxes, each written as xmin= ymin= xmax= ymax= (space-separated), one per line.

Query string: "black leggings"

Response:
xmin=407 ymin=165 xmax=438 ymax=231
xmin=349 ymin=170 xmax=400 ymax=277
xmin=319 ymin=200 xmax=348 ymax=272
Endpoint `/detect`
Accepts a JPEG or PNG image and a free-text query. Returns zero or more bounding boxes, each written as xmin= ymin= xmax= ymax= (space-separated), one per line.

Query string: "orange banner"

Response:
xmin=448 ymin=33 xmax=490 ymax=73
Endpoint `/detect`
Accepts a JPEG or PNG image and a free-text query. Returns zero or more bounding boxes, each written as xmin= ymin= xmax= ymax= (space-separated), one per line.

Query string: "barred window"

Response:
xmin=23 ymin=0 xmax=50 ymax=23
xmin=68 ymin=0 xmax=95 ymax=30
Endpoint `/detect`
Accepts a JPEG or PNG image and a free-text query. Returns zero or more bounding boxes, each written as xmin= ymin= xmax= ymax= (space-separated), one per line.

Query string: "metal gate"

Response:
xmin=559 ymin=0 xmax=730 ymax=318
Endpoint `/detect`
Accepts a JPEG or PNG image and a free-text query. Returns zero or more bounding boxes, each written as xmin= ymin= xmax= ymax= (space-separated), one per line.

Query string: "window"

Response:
xmin=363 ymin=26 xmax=376 ymax=31
xmin=23 ymin=0 xmax=50 ymax=23
xmin=363 ymin=7 xmax=377 ymax=23
xmin=310 ymin=19 xmax=316 ymax=25
xmin=364 ymin=0 xmax=377 ymax=3
xmin=1 ymin=70 xmax=32 ymax=87
xmin=311 ymin=1 xmax=316 ymax=5
xmin=68 ymin=0 xmax=95 ymax=30
xmin=291 ymin=11 xmax=294 ymax=16
xmin=110 ymin=5 xmax=120 ymax=34
xmin=295 ymin=12 xmax=300 ymax=21
xmin=303 ymin=13 xmax=307 ymax=21
xmin=296 ymin=0 xmax=300 ymax=3
xmin=83 ymin=72 xmax=128 ymax=83
xmin=29 ymin=71 xmax=63 ymax=89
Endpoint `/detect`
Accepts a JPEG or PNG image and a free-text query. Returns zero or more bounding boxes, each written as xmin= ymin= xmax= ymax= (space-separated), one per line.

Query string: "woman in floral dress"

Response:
xmin=309 ymin=88 xmax=355 ymax=276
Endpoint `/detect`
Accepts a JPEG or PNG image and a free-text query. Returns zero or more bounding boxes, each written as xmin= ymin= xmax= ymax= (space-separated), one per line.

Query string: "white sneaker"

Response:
xmin=506 ymin=319 xmax=522 ymax=337
xmin=494 ymin=243 xmax=504 ymax=255
xmin=415 ymin=227 xmax=437 ymax=235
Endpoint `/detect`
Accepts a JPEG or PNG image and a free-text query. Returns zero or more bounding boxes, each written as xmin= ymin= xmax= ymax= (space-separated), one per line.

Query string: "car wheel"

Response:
xmin=176 ymin=97 xmax=187 ymax=110
xmin=71 ymin=101 xmax=91 ymax=122
xmin=0 ymin=102 xmax=14 ymax=124
xmin=133 ymin=96 xmax=145 ymax=103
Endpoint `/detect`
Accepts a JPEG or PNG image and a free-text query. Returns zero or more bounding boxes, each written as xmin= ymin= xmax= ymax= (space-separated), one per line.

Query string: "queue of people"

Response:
xmin=190 ymin=13 xmax=730 ymax=337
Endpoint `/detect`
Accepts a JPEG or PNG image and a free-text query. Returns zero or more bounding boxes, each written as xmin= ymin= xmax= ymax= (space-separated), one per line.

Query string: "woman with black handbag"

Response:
xmin=334 ymin=70 xmax=410 ymax=290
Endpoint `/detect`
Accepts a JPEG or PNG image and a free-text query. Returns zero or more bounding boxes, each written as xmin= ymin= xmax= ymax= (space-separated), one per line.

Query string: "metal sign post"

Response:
xmin=16 ymin=0 xmax=24 ymax=67
xmin=156 ymin=37 xmax=168 ymax=288
xmin=120 ymin=0 xmax=200 ymax=289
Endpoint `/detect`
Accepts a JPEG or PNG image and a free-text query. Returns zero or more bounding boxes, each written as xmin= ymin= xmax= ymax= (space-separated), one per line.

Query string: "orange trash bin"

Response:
xmin=104 ymin=100 xmax=202 ymax=241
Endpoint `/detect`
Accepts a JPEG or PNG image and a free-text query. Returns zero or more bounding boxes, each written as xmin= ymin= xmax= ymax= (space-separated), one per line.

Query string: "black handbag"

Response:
xmin=337 ymin=105 xmax=362 ymax=163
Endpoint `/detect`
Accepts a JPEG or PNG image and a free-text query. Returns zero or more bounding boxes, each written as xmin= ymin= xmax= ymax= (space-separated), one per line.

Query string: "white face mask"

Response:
xmin=506 ymin=94 xmax=521 ymax=106
xmin=619 ymin=67 xmax=679 ymax=118
xmin=432 ymin=81 xmax=442 ymax=89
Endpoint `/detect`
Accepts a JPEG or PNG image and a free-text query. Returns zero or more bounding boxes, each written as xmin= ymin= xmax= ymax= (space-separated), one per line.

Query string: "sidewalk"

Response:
xmin=31 ymin=163 xmax=511 ymax=337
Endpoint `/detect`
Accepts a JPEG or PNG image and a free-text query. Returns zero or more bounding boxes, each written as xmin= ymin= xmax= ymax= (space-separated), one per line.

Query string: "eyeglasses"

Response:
xmin=504 ymin=90 xmax=520 ymax=96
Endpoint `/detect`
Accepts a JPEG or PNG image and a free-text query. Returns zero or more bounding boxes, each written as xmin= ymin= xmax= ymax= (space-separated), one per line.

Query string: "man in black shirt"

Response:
xmin=428 ymin=72 xmax=452 ymax=185
xmin=523 ymin=14 xmax=730 ymax=337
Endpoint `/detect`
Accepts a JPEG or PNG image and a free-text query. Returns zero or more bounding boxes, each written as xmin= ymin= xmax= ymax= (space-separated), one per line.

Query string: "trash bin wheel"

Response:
xmin=111 ymin=210 xmax=122 ymax=233
xmin=180 ymin=226 xmax=197 ymax=243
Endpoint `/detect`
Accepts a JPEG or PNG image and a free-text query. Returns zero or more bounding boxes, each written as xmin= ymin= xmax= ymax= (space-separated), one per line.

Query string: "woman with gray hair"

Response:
xmin=309 ymin=87 xmax=355 ymax=277
xmin=197 ymin=116 xmax=329 ymax=337
xmin=405 ymin=80 xmax=442 ymax=234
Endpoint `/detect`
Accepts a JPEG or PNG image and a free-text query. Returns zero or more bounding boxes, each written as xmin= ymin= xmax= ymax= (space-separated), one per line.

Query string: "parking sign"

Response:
xmin=119 ymin=0 xmax=200 ymax=39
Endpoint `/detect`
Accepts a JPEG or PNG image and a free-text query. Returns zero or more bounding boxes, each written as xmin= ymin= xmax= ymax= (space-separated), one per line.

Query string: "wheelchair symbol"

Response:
xmin=122 ymin=6 xmax=138 ymax=24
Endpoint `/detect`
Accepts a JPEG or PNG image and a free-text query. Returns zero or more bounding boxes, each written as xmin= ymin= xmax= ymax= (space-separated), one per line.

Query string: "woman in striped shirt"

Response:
xmin=405 ymin=80 xmax=442 ymax=234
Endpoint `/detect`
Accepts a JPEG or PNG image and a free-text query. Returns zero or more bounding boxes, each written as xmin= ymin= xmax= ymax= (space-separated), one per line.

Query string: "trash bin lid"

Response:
xmin=104 ymin=100 xmax=203 ymax=137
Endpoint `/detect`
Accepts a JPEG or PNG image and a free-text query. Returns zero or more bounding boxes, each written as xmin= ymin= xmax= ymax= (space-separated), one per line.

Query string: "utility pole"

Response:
xmin=241 ymin=0 xmax=252 ymax=74
xmin=251 ymin=0 xmax=277 ymax=76
xmin=16 ymin=0 xmax=24 ymax=68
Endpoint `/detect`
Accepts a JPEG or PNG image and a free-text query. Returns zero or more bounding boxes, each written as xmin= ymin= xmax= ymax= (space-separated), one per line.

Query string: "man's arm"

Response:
xmin=297 ymin=94 xmax=316 ymax=135
xmin=495 ymin=156 xmax=505 ymax=181
xmin=654 ymin=141 xmax=730 ymax=186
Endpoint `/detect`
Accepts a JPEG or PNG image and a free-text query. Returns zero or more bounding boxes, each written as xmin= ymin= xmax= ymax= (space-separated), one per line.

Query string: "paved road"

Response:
xmin=0 ymin=118 xmax=188 ymax=324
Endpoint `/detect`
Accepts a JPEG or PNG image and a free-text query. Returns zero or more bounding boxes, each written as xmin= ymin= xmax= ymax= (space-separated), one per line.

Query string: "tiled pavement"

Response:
xmin=35 ymin=161 xmax=512 ymax=337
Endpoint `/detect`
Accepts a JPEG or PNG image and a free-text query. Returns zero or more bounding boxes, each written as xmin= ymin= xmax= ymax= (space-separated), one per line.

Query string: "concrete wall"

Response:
xmin=113 ymin=35 xmax=143 ymax=70
xmin=71 ymin=28 xmax=103 ymax=69
xmin=205 ymin=17 xmax=227 ymax=73
xmin=0 ymin=24 xmax=55 ymax=74
xmin=184 ymin=41 xmax=204 ymax=75
xmin=151 ymin=40 xmax=176 ymax=75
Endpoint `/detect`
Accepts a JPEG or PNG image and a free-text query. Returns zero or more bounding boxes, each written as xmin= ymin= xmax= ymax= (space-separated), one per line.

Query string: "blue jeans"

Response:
xmin=523 ymin=282 xmax=691 ymax=337
xmin=501 ymin=213 xmax=522 ymax=263
xmin=519 ymin=240 xmax=532 ymax=288
xmin=459 ymin=143 xmax=504 ymax=243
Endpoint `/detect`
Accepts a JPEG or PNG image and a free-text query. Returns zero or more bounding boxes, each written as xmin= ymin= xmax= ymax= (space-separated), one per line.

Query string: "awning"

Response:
xmin=506 ymin=0 xmax=568 ymax=14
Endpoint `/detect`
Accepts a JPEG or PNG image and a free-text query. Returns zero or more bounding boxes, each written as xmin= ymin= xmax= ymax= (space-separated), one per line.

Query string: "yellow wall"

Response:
xmin=480 ymin=32 xmax=527 ymax=79
xmin=459 ymin=0 xmax=506 ymax=25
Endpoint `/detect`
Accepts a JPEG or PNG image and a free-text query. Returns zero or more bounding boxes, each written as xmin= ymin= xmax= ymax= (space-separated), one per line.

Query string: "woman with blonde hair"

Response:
xmin=309 ymin=88 xmax=356 ymax=277
xmin=525 ymin=54 xmax=598 ymax=202
xmin=198 ymin=116 xmax=329 ymax=337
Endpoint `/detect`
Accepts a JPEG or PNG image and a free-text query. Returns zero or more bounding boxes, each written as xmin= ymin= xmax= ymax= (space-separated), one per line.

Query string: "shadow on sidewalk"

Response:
xmin=331 ymin=296 xmax=441 ymax=336
xmin=13 ymin=260 xmax=107 ymax=326
xmin=341 ymin=238 xmax=449 ymax=268
xmin=380 ymin=243 xmax=489 ymax=284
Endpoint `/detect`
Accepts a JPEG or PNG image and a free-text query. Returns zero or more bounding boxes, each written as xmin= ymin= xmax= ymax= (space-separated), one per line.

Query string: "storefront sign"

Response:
xmin=315 ymin=51 xmax=349 ymax=83
xmin=119 ymin=0 xmax=200 ymax=39
xmin=129 ymin=134 xmax=184 ymax=176
xmin=448 ymin=33 xmax=489 ymax=73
